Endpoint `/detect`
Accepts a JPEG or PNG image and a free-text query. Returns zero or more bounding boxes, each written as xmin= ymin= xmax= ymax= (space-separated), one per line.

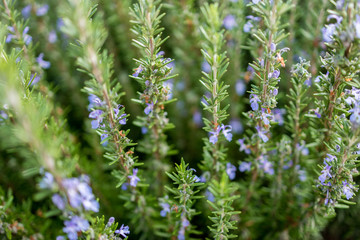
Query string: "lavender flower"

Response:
xmin=229 ymin=118 xmax=243 ymax=134
xmin=133 ymin=66 xmax=143 ymax=77
xmin=250 ymin=94 xmax=261 ymax=111
xmin=349 ymin=105 xmax=360 ymax=128
xmin=273 ymin=108 xmax=286 ymax=126
xmin=63 ymin=216 xmax=90 ymax=240
xmin=355 ymin=15 xmax=360 ymax=39
xmin=144 ymin=102 xmax=154 ymax=115
xmin=39 ymin=172 xmax=54 ymax=189
xmin=259 ymin=157 xmax=274 ymax=175
xmin=235 ymin=80 xmax=246 ymax=96
xmin=22 ymin=5 xmax=32 ymax=19
xmin=106 ymin=217 xmax=115 ymax=227
xmin=6 ymin=26 xmax=32 ymax=45
xmin=223 ymin=15 xmax=237 ymax=30
xmin=322 ymin=24 xmax=336 ymax=42
xmin=115 ymin=224 xmax=130 ymax=238
xmin=226 ymin=163 xmax=236 ymax=180
xmin=243 ymin=21 xmax=254 ymax=33
xmin=201 ymin=60 xmax=211 ymax=73
xmin=205 ymin=190 xmax=215 ymax=202
xmin=222 ymin=124 xmax=233 ymax=142
xmin=209 ymin=125 xmax=221 ymax=144
xmin=128 ymin=168 xmax=140 ymax=187
xmin=36 ymin=4 xmax=49 ymax=16
xmin=48 ymin=30 xmax=57 ymax=43
xmin=160 ymin=202 xmax=171 ymax=217
xmin=239 ymin=162 xmax=251 ymax=172
xmin=342 ymin=180 xmax=354 ymax=200
xmin=255 ymin=125 xmax=269 ymax=142
xmin=238 ymin=138 xmax=251 ymax=154
xmin=52 ymin=194 xmax=66 ymax=210
xmin=36 ymin=53 xmax=51 ymax=69
xmin=89 ymin=109 xmax=103 ymax=129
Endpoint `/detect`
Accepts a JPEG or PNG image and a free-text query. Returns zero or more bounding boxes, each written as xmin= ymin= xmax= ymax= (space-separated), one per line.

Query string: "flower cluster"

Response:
xmin=209 ymin=124 xmax=233 ymax=144
xmin=39 ymin=172 xmax=99 ymax=240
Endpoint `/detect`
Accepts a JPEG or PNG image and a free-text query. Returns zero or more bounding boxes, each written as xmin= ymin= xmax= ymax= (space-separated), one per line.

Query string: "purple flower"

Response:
xmin=88 ymin=94 xmax=102 ymax=110
xmin=229 ymin=118 xmax=243 ymax=134
xmin=48 ymin=30 xmax=57 ymax=43
xmin=259 ymin=157 xmax=274 ymax=175
xmin=250 ymin=94 xmax=261 ymax=111
xmin=235 ymin=80 xmax=246 ymax=96
xmin=239 ymin=162 xmax=251 ymax=172
xmin=255 ymin=125 xmax=269 ymax=142
xmin=221 ymin=124 xmax=233 ymax=142
xmin=128 ymin=168 xmax=140 ymax=187
xmin=226 ymin=163 xmax=236 ymax=180
xmin=115 ymin=224 xmax=130 ymax=238
xmin=205 ymin=190 xmax=215 ymax=202
xmin=52 ymin=194 xmax=66 ymax=210
xmin=342 ymin=180 xmax=354 ymax=200
xmin=202 ymin=60 xmax=211 ymax=73
xmin=319 ymin=165 xmax=332 ymax=184
xmin=39 ymin=172 xmax=54 ymax=189
xmin=132 ymin=66 xmax=143 ymax=77
xmin=260 ymin=108 xmax=272 ymax=126
xmin=238 ymin=138 xmax=251 ymax=154
xmin=29 ymin=74 xmax=41 ymax=86
xmin=327 ymin=14 xmax=343 ymax=25
xmin=160 ymin=202 xmax=171 ymax=217
xmin=270 ymin=43 xmax=276 ymax=52
xmin=355 ymin=15 xmax=360 ymax=39
xmin=322 ymin=24 xmax=336 ymax=42
xmin=101 ymin=133 xmax=108 ymax=145
xmin=209 ymin=125 xmax=221 ymax=144
xmin=193 ymin=110 xmax=202 ymax=127
xmin=268 ymin=70 xmax=280 ymax=79
xmin=304 ymin=78 xmax=312 ymax=87
xmin=89 ymin=110 xmax=103 ymax=129
xmin=349 ymin=105 xmax=360 ymax=128
xmin=56 ymin=236 xmax=65 ymax=240
xmin=36 ymin=4 xmax=49 ymax=16
xmin=6 ymin=26 xmax=32 ymax=45
xmin=22 ymin=5 xmax=32 ymax=19
xmin=325 ymin=189 xmax=334 ymax=206
xmin=273 ymin=108 xmax=286 ymax=126
xmin=223 ymin=15 xmax=237 ymax=30
xmin=144 ymin=102 xmax=154 ymax=115
xmin=63 ymin=216 xmax=90 ymax=240
xmin=106 ymin=217 xmax=115 ymax=227
xmin=243 ymin=21 xmax=254 ymax=33
xmin=36 ymin=53 xmax=51 ymax=69
xmin=296 ymin=142 xmax=309 ymax=156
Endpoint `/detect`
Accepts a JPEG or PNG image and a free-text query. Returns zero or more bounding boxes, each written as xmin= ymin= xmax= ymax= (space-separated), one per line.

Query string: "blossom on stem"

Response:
xmin=226 ymin=163 xmax=236 ymax=180
xmin=128 ymin=168 xmax=140 ymax=187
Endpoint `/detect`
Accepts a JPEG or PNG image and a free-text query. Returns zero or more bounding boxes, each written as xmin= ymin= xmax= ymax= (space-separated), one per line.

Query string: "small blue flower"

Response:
xmin=36 ymin=4 xmax=49 ymax=16
xmin=89 ymin=110 xmax=103 ymax=129
xmin=255 ymin=125 xmax=269 ymax=142
xmin=238 ymin=138 xmax=251 ymax=154
xmin=239 ymin=162 xmax=251 ymax=172
xmin=52 ymin=194 xmax=66 ymax=210
xmin=106 ymin=217 xmax=115 ymax=227
xmin=209 ymin=125 xmax=221 ymax=144
xmin=235 ymin=80 xmax=246 ymax=96
xmin=250 ymin=94 xmax=261 ymax=111
xmin=205 ymin=190 xmax=215 ymax=202
xmin=243 ymin=21 xmax=253 ymax=33
xmin=48 ymin=30 xmax=57 ymax=43
xmin=226 ymin=163 xmax=236 ymax=180
xmin=229 ymin=118 xmax=243 ymax=134
xmin=342 ymin=180 xmax=354 ymax=200
xmin=36 ymin=53 xmax=51 ymax=69
xmin=193 ymin=110 xmax=202 ymax=127
xmin=273 ymin=108 xmax=285 ymax=126
xmin=349 ymin=105 xmax=360 ymax=128
xmin=223 ymin=15 xmax=237 ymax=30
xmin=221 ymin=124 xmax=233 ymax=142
xmin=132 ymin=66 xmax=143 ymax=77
xmin=144 ymin=102 xmax=154 ymax=115
xmin=22 ymin=5 xmax=32 ymax=19
xmin=39 ymin=172 xmax=54 ymax=189
xmin=63 ymin=216 xmax=90 ymax=240
xmin=355 ymin=15 xmax=360 ymax=39
xmin=160 ymin=202 xmax=171 ymax=217
xmin=322 ymin=24 xmax=336 ymax=42
xmin=128 ymin=168 xmax=140 ymax=187
xmin=115 ymin=224 xmax=130 ymax=238
xmin=201 ymin=60 xmax=211 ymax=73
xmin=259 ymin=157 xmax=274 ymax=175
